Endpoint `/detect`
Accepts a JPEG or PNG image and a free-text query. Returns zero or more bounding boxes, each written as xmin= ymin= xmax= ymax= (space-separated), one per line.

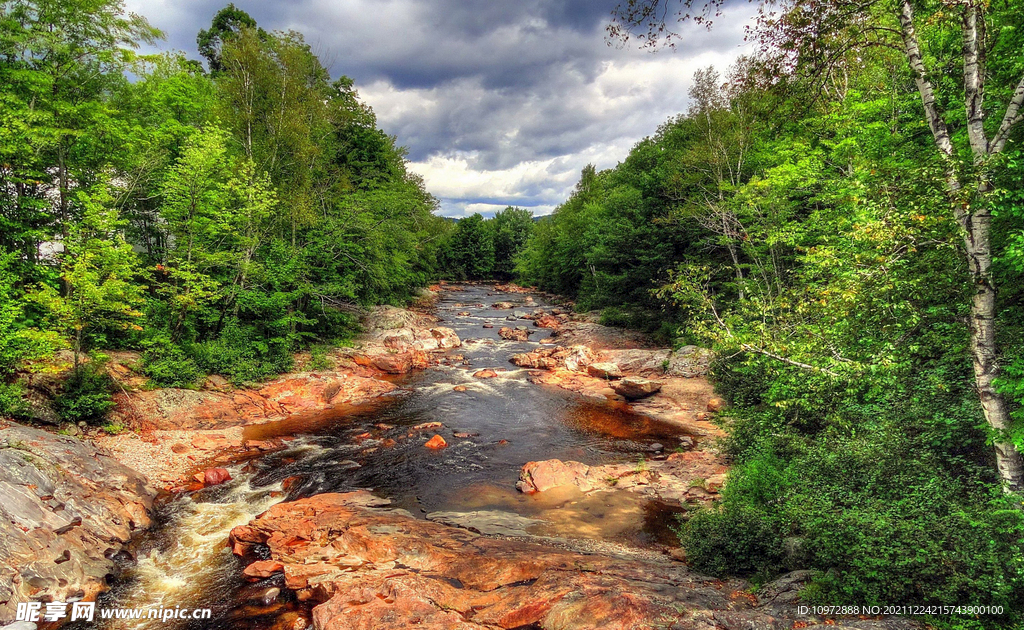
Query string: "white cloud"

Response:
xmin=123 ymin=0 xmax=756 ymax=216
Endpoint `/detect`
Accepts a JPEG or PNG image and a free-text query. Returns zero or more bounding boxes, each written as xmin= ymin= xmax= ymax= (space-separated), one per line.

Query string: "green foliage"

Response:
xmin=53 ymin=358 xmax=116 ymax=425
xmin=680 ymin=503 xmax=784 ymax=579
xmin=140 ymin=335 xmax=202 ymax=388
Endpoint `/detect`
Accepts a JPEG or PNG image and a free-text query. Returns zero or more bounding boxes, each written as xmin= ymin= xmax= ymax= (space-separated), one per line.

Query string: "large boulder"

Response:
xmin=610 ymin=377 xmax=663 ymax=400
xmin=586 ymin=362 xmax=622 ymax=380
xmin=0 ymin=423 xmax=156 ymax=622
xmin=516 ymin=459 xmax=596 ymax=493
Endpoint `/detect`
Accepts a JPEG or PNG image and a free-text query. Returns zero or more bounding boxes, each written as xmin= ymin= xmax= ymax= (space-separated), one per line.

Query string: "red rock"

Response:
xmin=243 ymin=560 xmax=285 ymax=579
xmin=517 ymin=459 xmax=595 ymax=493
xmin=453 ymin=385 xmax=468 ymax=392
xmin=482 ymin=324 xmax=494 ymax=329
xmin=354 ymin=432 xmax=372 ymax=440
xmin=498 ymin=327 xmax=530 ymax=341
xmin=534 ymin=314 xmax=560 ymax=329
xmin=234 ymin=492 xmax=850 ymax=630
xmin=453 ymin=432 xmax=478 ymax=438
xmin=203 ymin=467 xmax=232 ymax=486
xmin=231 ymin=525 xmax=268 ymax=543
xmin=382 ymin=439 xmax=397 ymax=448
xmin=193 ymin=473 xmax=205 ymax=484
xmin=413 ymin=421 xmax=443 ymax=430
xmin=281 ymin=476 xmax=301 ymax=491
xmin=424 ymin=434 xmax=447 ymax=449
xmin=473 ymin=369 xmax=498 ymax=378
xmin=170 ymin=442 xmax=189 ymax=454
xmin=707 ymin=397 xmax=726 ymax=412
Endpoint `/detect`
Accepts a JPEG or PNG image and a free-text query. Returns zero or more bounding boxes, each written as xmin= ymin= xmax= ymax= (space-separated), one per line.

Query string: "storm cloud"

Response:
xmin=125 ymin=0 xmax=755 ymax=216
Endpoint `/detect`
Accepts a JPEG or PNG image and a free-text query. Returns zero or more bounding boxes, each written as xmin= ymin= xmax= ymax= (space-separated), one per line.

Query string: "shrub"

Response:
xmin=307 ymin=344 xmax=333 ymax=371
xmin=190 ymin=324 xmax=293 ymax=386
xmin=0 ymin=382 xmax=29 ymax=418
xmin=53 ymin=359 xmax=116 ymax=425
xmin=679 ymin=502 xmax=785 ymax=579
xmin=141 ymin=336 xmax=203 ymax=388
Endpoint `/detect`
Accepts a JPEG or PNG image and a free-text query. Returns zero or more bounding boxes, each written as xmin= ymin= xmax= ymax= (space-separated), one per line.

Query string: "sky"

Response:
xmin=124 ymin=0 xmax=756 ymax=217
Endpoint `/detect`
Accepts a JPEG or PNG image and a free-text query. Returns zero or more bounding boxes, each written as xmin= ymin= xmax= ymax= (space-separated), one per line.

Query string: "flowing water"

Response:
xmin=101 ymin=285 xmax=692 ymax=630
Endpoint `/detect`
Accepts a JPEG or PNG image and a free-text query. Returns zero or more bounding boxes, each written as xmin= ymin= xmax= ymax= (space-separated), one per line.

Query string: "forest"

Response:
xmin=2 ymin=0 xmax=1024 ymax=628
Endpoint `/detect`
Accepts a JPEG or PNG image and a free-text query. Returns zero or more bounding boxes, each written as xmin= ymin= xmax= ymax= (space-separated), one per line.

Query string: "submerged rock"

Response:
xmin=424 ymin=435 xmax=447 ymax=449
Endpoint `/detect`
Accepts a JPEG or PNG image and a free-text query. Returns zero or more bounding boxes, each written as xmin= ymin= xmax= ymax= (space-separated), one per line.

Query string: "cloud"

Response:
xmin=124 ymin=0 xmax=756 ymax=216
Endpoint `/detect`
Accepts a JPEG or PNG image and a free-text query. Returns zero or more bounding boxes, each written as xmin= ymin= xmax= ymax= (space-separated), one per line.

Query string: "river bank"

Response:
xmin=1 ymin=283 xmax=918 ymax=629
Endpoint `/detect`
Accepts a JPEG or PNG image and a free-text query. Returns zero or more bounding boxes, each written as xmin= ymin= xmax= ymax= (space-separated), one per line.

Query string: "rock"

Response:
xmin=473 ymin=369 xmax=498 ymax=379
xmin=587 ymin=362 xmax=622 ymax=379
xmin=244 ymin=560 xmax=285 ymax=580
xmin=492 ymin=301 xmax=514 ymax=309
xmin=413 ymin=421 xmax=444 ymax=430
xmin=498 ymin=327 xmax=529 ymax=341
xmin=610 ymin=377 xmax=662 ymax=400
xmin=426 ymin=510 xmax=543 ymax=537
xmin=457 ymin=311 xmax=471 ymax=316
xmin=0 ymin=423 xmax=155 ymax=620
xmin=204 ymin=374 xmax=231 ymax=390
xmin=238 ymin=492 xmax=914 ymax=630
xmin=453 ymin=385 xmax=468 ymax=392
xmin=647 ymin=443 xmax=664 ymax=452
xmin=452 ymin=432 xmax=479 ymax=438
xmin=513 ymin=310 xmax=529 ymax=318
xmin=170 ymin=442 xmax=189 ymax=454
xmin=561 ymin=345 xmax=595 ymax=372
xmin=203 ymin=467 xmax=232 ymax=486
xmin=424 ymin=435 xmax=447 ymax=449
xmin=511 ymin=346 xmax=593 ymax=371
xmin=534 ymin=314 xmax=560 ymax=329
xmin=482 ymin=324 xmax=493 ymax=329
xmin=369 ymin=351 xmax=429 ymax=374
xmin=707 ymin=397 xmax=726 ymax=412
xmin=517 ymin=459 xmax=596 ymax=493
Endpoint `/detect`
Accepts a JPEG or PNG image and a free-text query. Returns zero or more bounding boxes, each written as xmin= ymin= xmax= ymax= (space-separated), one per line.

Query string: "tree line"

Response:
xmin=0 ymin=0 xmax=496 ymax=409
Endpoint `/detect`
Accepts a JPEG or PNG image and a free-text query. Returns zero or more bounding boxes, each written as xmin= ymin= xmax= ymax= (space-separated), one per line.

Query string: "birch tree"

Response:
xmin=610 ymin=0 xmax=1024 ymax=491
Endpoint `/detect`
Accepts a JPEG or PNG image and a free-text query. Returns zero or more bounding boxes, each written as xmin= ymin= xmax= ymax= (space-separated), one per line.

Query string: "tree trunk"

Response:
xmin=960 ymin=195 xmax=1024 ymax=492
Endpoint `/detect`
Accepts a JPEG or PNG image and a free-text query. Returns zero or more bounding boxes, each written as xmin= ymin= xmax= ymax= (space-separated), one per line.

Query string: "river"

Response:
xmin=100 ymin=284 xmax=691 ymax=630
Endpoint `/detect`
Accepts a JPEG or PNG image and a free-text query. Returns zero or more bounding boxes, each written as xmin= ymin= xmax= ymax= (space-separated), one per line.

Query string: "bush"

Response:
xmin=0 ymin=381 xmax=29 ymax=418
xmin=190 ymin=324 xmax=293 ymax=386
xmin=141 ymin=336 xmax=203 ymax=388
xmin=53 ymin=359 xmax=116 ymax=425
xmin=679 ymin=502 xmax=785 ymax=579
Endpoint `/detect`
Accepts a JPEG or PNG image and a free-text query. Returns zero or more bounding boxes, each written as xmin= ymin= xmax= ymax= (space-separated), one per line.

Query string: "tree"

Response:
xmin=31 ymin=186 xmax=145 ymax=366
xmin=491 ymin=206 xmax=534 ymax=279
xmin=442 ymin=214 xmax=495 ymax=280
xmin=196 ymin=3 xmax=260 ymax=73
xmin=611 ymin=0 xmax=1024 ymax=493
xmin=0 ymin=0 xmax=159 ymax=251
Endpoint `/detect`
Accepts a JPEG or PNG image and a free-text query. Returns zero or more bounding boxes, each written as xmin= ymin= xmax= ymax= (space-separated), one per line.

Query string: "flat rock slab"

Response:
xmin=426 ymin=510 xmax=544 ymax=537
xmin=0 ymin=422 xmax=156 ymax=622
xmin=239 ymin=491 xmax=920 ymax=630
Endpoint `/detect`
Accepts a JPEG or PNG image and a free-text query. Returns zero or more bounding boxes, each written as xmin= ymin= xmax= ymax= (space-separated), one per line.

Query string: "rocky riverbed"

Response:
xmin=0 ymin=283 xmax=920 ymax=630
